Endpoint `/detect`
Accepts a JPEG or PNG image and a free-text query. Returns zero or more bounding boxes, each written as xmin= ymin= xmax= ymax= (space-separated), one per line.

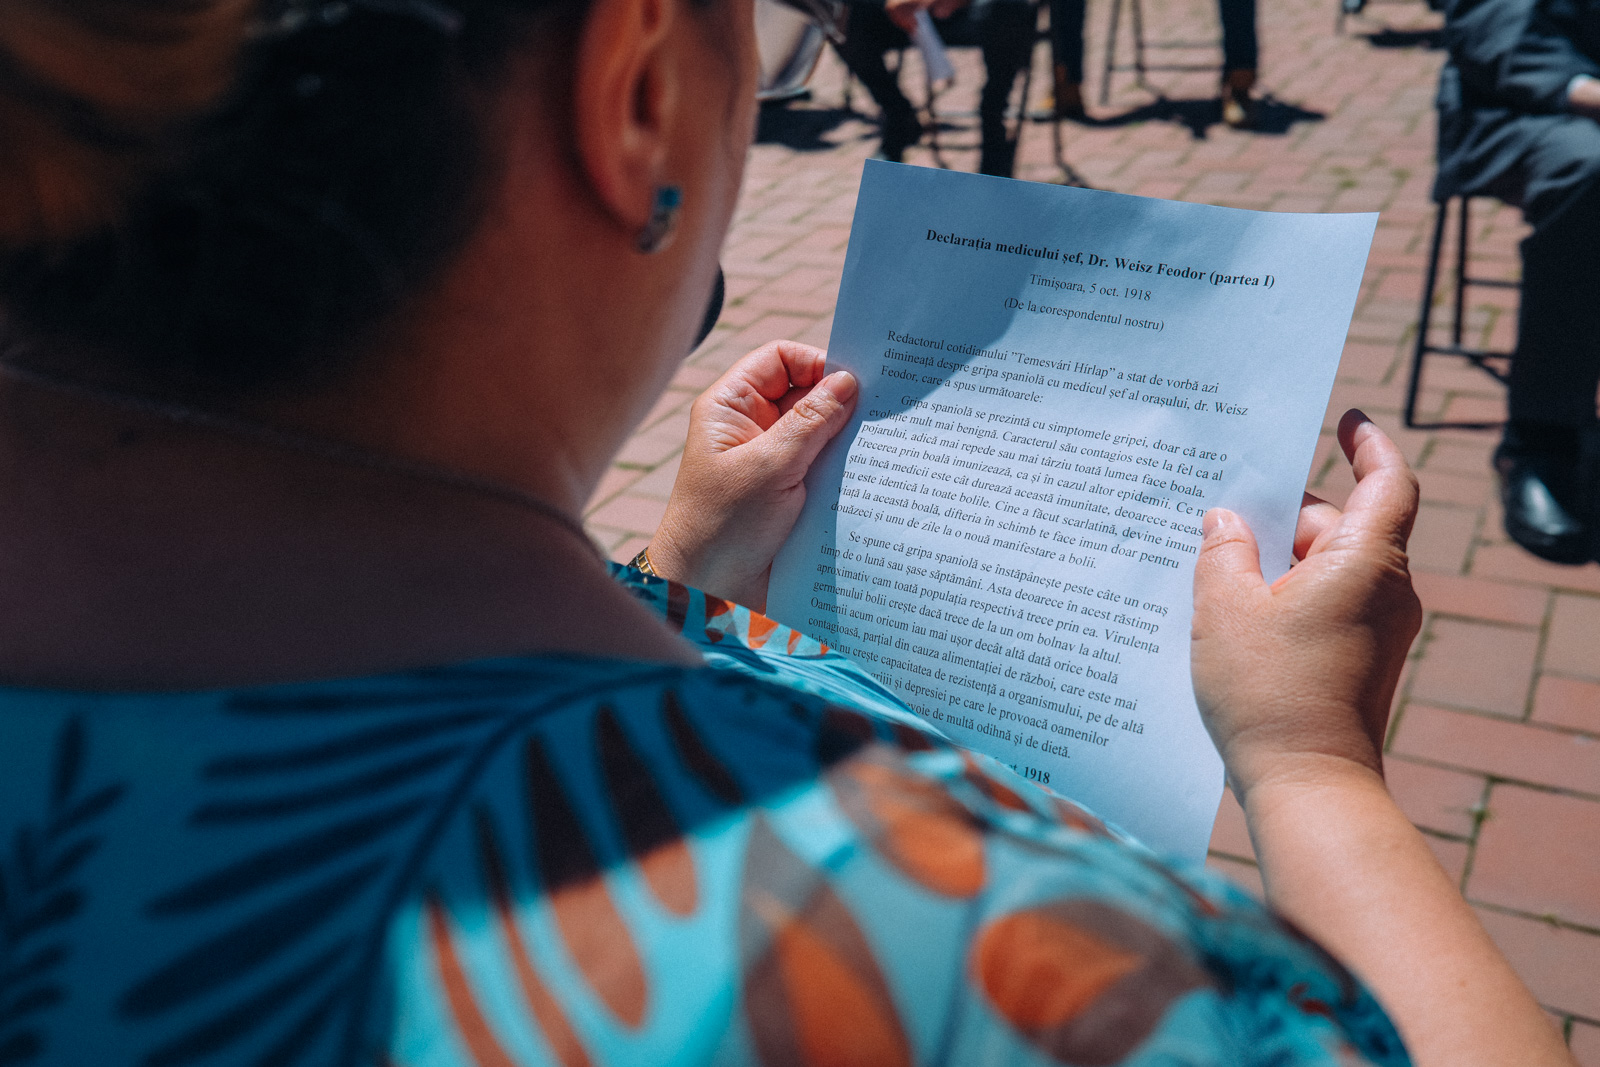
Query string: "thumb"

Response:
xmin=1193 ymin=508 xmax=1267 ymax=613
xmin=748 ymin=371 xmax=859 ymax=482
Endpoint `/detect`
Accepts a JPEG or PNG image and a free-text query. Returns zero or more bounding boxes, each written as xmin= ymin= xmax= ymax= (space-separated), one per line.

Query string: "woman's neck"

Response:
xmin=0 ymin=374 xmax=700 ymax=690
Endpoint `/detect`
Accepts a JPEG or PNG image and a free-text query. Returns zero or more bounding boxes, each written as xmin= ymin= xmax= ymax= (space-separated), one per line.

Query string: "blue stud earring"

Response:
xmin=637 ymin=186 xmax=683 ymax=254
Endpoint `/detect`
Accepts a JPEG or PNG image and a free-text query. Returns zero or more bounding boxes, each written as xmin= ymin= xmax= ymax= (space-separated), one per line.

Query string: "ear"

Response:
xmin=571 ymin=0 xmax=679 ymax=233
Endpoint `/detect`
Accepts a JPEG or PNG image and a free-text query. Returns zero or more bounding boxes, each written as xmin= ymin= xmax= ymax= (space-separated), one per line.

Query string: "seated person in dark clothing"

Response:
xmin=1041 ymin=0 xmax=1259 ymax=127
xmin=1437 ymin=0 xmax=1600 ymax=562
xmin=835 ymin=0 xmax=1036 ymax=175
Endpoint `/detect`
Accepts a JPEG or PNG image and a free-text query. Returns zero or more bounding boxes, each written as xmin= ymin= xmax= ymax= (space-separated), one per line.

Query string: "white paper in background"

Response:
xmin=767 ymin=161 xmax=1375 ymax=861
xmin=910 ymin=11 xmax=956 ymax=87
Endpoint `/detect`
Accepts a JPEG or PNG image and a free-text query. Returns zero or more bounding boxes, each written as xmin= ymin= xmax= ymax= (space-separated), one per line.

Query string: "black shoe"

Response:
xmin=1493 ymin=422 xmax=1593 ymax=565
xmin=876 ymin=108 xmax=923 ymax=163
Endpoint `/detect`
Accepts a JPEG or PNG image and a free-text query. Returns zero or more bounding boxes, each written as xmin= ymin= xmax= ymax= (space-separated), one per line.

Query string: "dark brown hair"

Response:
xmin=0 ymin=0 xmax=557 ymax=393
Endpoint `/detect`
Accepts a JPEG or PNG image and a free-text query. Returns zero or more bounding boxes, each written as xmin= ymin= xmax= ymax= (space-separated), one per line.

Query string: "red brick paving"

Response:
xmin=1473 ymin=786 xmax=1600 ymax=930
xmin=1538 ymin=677 xmax=1600 ymax=735
xmin=1391 ymin=705 xmax=1600 ymax=797
xmin=584 ymin=0 xmax=1600 ymax=1047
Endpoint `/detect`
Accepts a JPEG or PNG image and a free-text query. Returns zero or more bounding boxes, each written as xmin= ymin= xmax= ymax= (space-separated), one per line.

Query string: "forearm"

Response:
xmin=1242 ymin=759 xmax=1572 ymax=1067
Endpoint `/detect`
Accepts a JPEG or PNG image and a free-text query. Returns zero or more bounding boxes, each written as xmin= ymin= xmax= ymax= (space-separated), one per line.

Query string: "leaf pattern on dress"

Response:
xmin=739 ymin=816 xmax=913 ymax=1067
xmin=813 ymin=707 xmax=880 ymax=767
xmin=595 ymin=708 xmax=698 ymax=917
xmin=971 ymin=898 xmax=1215 ymax=1065
xmin=118 ymin=663 xmax=680 ymax=1067
xmin=0 ymin=717 xmax=125 ymax=1066
xmin=424 ymin=892 xmax=521 ymax=1067
xmin=523 ymin=735 xmax=649 ymax=1028
xmin=1047 ymin=796 xmax=1111 ymax=839
xmin=957 ymin=753 xmax=1033 ymax=814
xmin=661 ymin=692 xmax=745 ymax=807
xmin=828 ymin=748 xmax=986 ymax=899
xmin=471 ymin=809 xmax=592 ymax=1067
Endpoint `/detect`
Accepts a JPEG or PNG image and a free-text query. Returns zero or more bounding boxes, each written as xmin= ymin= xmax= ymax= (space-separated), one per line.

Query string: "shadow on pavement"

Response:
xmin=1359 ymin=27 xmax=1445 ymax=49
xmin=755 ymin=103 xmax=860 ymax=151
xmin=1070 ymin=94 xmax=1326 ymax=139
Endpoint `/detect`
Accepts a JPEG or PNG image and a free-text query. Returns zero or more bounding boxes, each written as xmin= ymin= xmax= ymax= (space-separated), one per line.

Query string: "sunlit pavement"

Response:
xmin=586 ymin=0 xmax=1600 ymax=1051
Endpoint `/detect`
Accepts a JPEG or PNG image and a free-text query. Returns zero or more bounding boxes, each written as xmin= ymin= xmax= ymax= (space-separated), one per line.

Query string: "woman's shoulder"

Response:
xmin=395 ymin=660 xmax=1406 ymax=1066
xmin=0 ymin=657 xmax=1406 ymax=1066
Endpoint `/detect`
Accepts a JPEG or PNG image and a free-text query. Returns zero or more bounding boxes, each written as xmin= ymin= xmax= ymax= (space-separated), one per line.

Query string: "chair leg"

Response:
xmin=1405 ymin=201 xmax=1451 ymax=429
xmin=1130 ymin=0 xmax=1146 ymax=90
xmin=1100 ymin=0 xmax=1122 ymax=105
xmin=1453 ymin=196 xmax=1470 ymax=349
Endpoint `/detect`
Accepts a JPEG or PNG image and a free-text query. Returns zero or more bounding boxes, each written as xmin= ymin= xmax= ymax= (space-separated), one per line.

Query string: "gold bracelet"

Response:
xmin=630 ymin=546 xmax=659 ymax=576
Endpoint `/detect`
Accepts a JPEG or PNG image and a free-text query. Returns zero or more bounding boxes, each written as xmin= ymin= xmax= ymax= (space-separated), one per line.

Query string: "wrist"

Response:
xmin=1227 ymin=748 xmax=1386 ymax=812
xmin=629 ymin=545 xmax=661 ymax=577
xmin=642 ymin=510 xmax=703 ymax=583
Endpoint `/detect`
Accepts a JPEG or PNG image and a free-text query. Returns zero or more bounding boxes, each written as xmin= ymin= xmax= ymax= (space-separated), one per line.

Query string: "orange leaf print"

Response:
xmin=740 ymin=817 xmax=913 ymax=1067
xmin=1288 ymin=982 xmax=1336 ymax=1020
xmin=960 ymin=752 xmax=1032 ymax=813
xmin=425 ymin=892 xmax=520 ymax=1067
xmin=889 ymin=723 xmax=938 ymax=753
xmin=971 ymin=899 xmax=1214 ymax=1065
xmin=524 ymin=736 xmax=649 ymax=1028
xmin=745 ymin=611 xmax=781 ymax=650
xmin=829 ymin=751 xmax=985 ymax=898
xmin=1049 ymin=796 xmax=1110 ymax=838
xmin=704 ymin=595 xmax=734 ymax=643
xmin=474 ymin=810 xmax=594 ymax=1067
xmin=974 ymin=910 xmax=1141 ymax=1028
xmin=596 ymin=707 xmax=698 ymax=917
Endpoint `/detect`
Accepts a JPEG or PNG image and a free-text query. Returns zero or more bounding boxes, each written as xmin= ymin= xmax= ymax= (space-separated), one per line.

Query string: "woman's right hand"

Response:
xmin=1189 ymin=409 xmax=1423 ymax=801
xmin=646 ymin=341 xmax=857 ymax=612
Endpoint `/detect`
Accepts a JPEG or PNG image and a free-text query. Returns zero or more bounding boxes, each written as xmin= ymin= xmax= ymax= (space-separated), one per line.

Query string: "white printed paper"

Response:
xmin=767 ymin=161 xmax=1375 ymax=860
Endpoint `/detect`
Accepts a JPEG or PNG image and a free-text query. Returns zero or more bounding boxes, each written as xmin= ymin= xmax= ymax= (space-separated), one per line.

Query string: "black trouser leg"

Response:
xmin=1509 ymin=176 xmax=1600 ymax=428
xmin=1048 ymin=0 xmax=1086 ymax=82
xmin=835 ymin=6 xmax=915 ymax=122
xmin=1218 ymin=0 xmax=1257 ymax=72
xmin=975 ymin=5 xmax=1035 ymax=176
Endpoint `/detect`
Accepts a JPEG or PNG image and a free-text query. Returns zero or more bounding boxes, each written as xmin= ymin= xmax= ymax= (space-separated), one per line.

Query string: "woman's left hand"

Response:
xmin=646 ymin=341 xmax=857 ymax=611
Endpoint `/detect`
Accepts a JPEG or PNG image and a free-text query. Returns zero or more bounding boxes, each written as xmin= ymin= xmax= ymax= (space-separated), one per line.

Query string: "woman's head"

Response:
xmin=0 ymin=0 xmax=753 ymax=397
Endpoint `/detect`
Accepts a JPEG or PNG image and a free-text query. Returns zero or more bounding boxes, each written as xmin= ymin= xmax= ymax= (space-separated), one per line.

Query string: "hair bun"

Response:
xmin=0 ymin=0 xmax=256 ymax=245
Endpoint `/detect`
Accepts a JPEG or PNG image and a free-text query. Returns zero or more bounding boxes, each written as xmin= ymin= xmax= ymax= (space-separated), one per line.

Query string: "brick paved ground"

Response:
xmin=585 ymin=0 xmax=1600 ymax=1050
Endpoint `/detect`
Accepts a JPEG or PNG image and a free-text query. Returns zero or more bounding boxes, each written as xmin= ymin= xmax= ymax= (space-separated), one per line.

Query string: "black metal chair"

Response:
xmin=1099 ymin=0 xmax=1220 ymax=105
xmin=1403 ymin=195 xmax=1520 ymax=429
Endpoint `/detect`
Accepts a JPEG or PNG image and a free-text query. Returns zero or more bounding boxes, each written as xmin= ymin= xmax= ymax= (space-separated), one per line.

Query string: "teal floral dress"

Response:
xmin=0 ymin=565 xmax=1408 ymax=1067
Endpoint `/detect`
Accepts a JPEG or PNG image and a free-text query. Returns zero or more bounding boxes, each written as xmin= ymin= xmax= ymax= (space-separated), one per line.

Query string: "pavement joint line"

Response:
xmin=1474 ymin=899 xmax=1600 ymax=941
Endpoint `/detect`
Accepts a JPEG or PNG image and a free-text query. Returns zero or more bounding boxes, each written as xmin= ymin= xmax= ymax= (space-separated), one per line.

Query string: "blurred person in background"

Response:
xmin=1437 ymin=0 xmax=1600 ymax=563
xmin=0 ymin=0 xmax=1575 ymax=1065
xmin=1037 ymin=0 xmax=1260 ymax=127
xmin=832 ymin=0 xmax=1036 ymax=173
